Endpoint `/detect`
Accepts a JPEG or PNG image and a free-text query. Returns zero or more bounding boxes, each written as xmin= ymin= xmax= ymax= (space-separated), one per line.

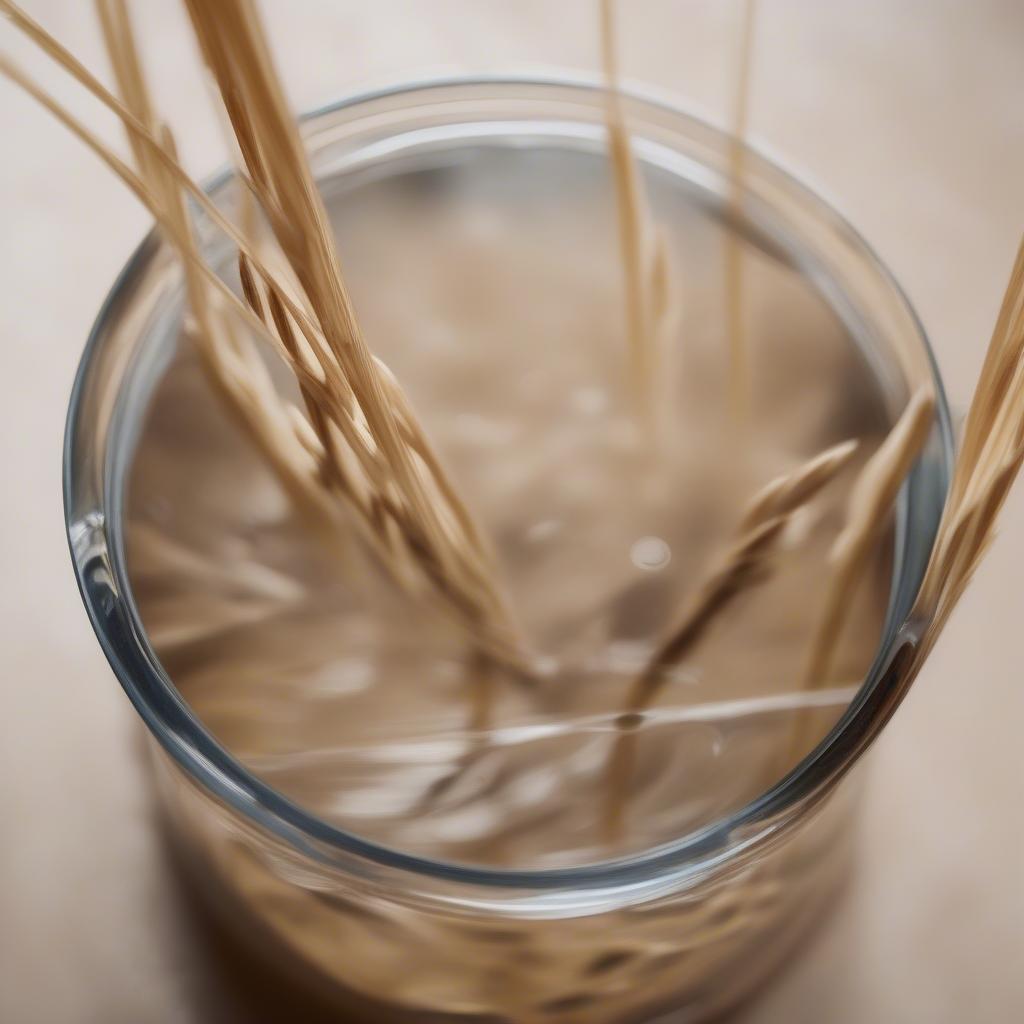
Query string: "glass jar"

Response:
xmin=65 ymin=78 xmax=953 ymax=1023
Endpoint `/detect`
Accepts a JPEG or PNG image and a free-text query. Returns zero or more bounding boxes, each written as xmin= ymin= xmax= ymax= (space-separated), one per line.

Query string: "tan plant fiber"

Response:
xmin=605 ymin=438 xmax=860 ymax=839
xmin=181 ymin=0 xmax=532 ymax=671
xmin=782 ymin=242 xmax=1024 ymax=768
xmin=915 ymin=236 xmax=1024 ymax=642
xmin=801 ymin=391 xmax=935 ymax=687
xmin=782 ymin=388 xmax=935 ymax=759
xmin=600 ymin=0 xmax=756 ymax=429
xmin=723 ymin=0 xmax=758 ymax=422
xmin=5 ymin=1 xmax=1024 ymax=877
xmin=600 ymin=0 xmax=679 ymax=438
xmin=1 ymin=0 xmax=533 ymax=675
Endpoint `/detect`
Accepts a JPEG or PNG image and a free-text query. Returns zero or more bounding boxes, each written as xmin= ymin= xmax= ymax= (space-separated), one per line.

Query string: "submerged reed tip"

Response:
xmin=906 ymin=383 xmax=936 ymax=422
xmin=740 ymin=437 xmax=860 ymax=529
xmin=826 ymin=437 xmax=860 ymax=465
xmin=529 ymin=654 xmax=559 ymax=680
xmin=616 ymin=711 xmax=645 ymax=731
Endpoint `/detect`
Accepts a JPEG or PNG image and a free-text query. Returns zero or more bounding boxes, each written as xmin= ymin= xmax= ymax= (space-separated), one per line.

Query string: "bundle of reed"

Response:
xmin=600 ymin=0 xmax=678 ymax=435
xmin=1 ymin=0 xmax=532 ymax=674
xmin=4 ymin=0 xmax=1023 ymax=858
xmin=785 ymin=245 xmax=1024 ymax=756
xmin=917 ymin=238 xmax=1024 ymax=638
xmin=592 ymin=0 xmax=1024 ymax=838
xmin=608 ymin=259 xmax=1024 ymax=829
xmin=601 ymin=0 xmax=757 ymax=428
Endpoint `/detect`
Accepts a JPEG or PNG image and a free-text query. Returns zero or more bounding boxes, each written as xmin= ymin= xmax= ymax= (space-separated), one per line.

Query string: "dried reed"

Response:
xmin=183 ymin=0 xmax=536 ymax=672
xmin=600 ymin=0 xmax=679 ymax=436
xmin=601 ymin=0 xmax=756 ymax=427
xmin=607 ymin=250 xmax=1024 ymax=828
xmin=1 ymin=0 xmax=533 ymax=674
xmin=914 ymin=237 xmax=1024 ymax=642
xmin=782 ymin=241 xmax=1024 ymax=767
xmin=781 ymin=388 xmax=934 ymax=760
xmin=7 ymin=0 xmax=1024 ymax=873
xmin=605 ymin=438 xmax=859 ymax=839
xmin=724 ymin=0 xmax=758 ymax=422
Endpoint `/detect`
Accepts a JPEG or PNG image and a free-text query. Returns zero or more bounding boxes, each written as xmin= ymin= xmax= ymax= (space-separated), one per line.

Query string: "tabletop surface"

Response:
xmin=1 ymin=3 xmax=1022 ymax=1022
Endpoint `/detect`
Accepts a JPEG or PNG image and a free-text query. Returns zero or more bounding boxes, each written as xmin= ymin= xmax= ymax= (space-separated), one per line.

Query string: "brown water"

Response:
xmin=126 ymin=143 xmax=890 ymax=870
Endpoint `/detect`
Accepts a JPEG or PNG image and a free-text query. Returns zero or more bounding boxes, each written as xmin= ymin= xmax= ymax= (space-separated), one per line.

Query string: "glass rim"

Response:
xmin=64 ymin=73 xmax=955 ymax=893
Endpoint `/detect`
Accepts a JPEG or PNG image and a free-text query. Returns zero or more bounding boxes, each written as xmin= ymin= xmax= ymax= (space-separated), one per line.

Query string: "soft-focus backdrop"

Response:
xmin=1 ymin=2 xmax=1022 ymax=1021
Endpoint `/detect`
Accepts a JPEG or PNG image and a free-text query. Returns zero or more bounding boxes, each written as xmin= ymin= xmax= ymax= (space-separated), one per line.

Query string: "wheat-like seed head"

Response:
xmin=0 ymin=0 xmax=534 ymax=675
xmin=914 ymin=235 xmax=1024 ymax=649
xmin=5 ymin=0 xmax=1024 ymax=869
xmin=605 ymin=437 xmax=859 ymax=839
xmin=780 ymin=252 xmax=1024 ymax=768
xmin=179 ymin=0 xmax=532 ymax=671
xmin=781 ymin=388 xmax=935 ymax=762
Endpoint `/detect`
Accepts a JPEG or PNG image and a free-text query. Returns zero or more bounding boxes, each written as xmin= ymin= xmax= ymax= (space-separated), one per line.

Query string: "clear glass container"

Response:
xmin=65 ymin=78 xmax=953 ymax=1023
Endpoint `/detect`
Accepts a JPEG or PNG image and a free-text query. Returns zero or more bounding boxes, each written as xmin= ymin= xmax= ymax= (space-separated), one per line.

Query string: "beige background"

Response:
xmin=1 ymin=2 xmax=1023 ymax=1021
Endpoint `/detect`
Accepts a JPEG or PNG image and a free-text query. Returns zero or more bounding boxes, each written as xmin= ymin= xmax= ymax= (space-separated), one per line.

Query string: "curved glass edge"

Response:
xmin=63 ymin=74 xmax=955 ymax=895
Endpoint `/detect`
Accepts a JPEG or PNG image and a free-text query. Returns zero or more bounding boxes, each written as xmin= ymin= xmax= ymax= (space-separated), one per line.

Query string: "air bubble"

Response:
xmin=630 ymin=535 xmax=671 ymax=571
